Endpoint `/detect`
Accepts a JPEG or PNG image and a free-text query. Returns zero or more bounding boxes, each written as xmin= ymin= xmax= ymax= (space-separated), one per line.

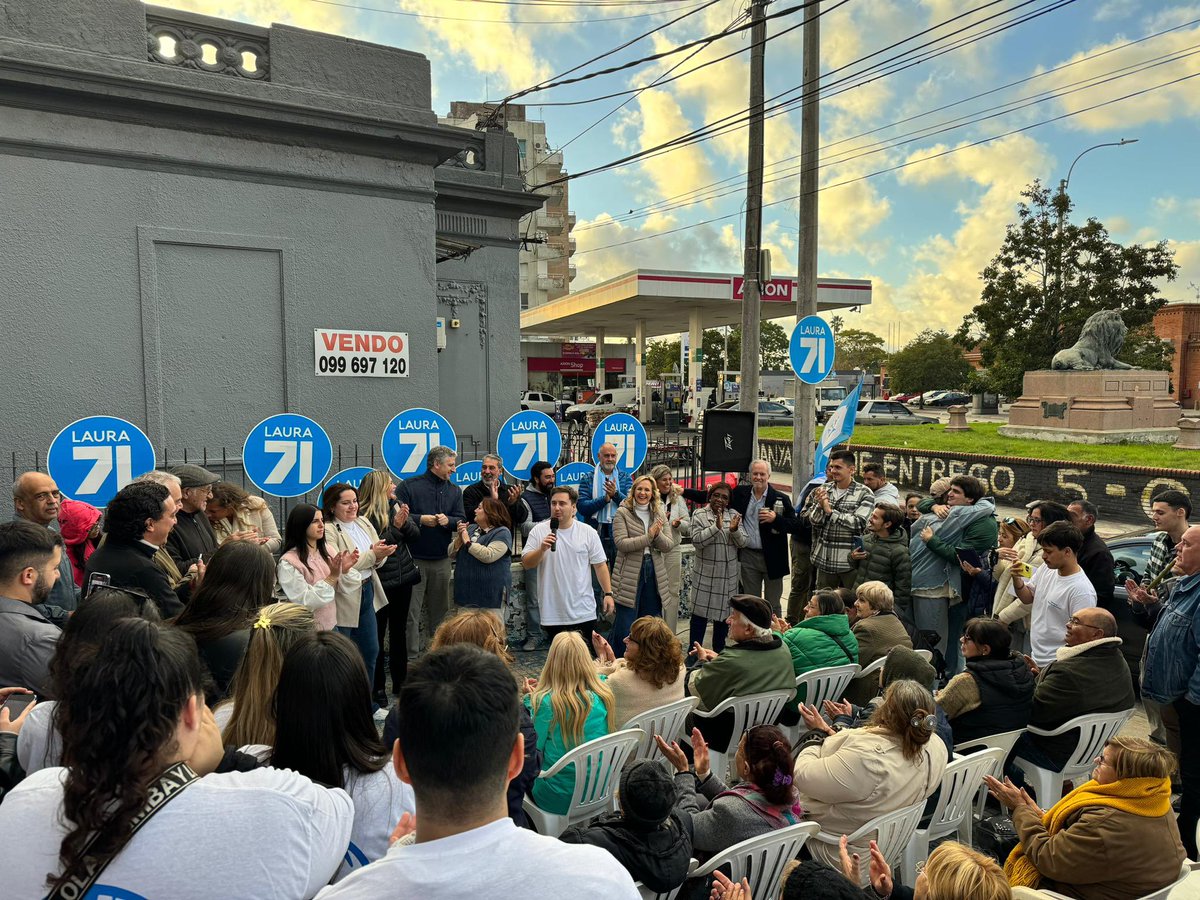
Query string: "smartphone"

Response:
xmin=851 ymin=536 xmax=866 ymax=553
xmin=1 ymin=693 xmax=36 ymax=719
xmin=1013 ymin=561 xmax=1032 ymax=578
xmin=86 ymin=571 xmax=110 ymax=596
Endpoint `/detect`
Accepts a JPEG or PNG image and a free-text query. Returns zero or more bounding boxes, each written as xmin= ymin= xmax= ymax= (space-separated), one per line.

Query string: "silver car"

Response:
xmin=855 ymin=400 xmax=937 ymax=425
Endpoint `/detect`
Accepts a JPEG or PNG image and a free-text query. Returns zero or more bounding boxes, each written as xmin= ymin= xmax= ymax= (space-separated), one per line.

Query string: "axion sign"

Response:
xmin=731 ymin=277 xmax=795 ymax=302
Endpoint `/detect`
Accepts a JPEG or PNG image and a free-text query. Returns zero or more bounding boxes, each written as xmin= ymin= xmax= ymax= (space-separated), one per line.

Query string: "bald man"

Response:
xmin=1009 ymin=605 xmax=1135 ymax=785
xmin=11 ymin=472 xmax=77 ymax=614
xmin=577 ymin=442 xmax=632 ymax=620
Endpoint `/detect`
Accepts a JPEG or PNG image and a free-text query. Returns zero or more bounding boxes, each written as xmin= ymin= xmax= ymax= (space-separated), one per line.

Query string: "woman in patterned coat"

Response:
xmin=688 ymin=481 xmax=747 ymax=653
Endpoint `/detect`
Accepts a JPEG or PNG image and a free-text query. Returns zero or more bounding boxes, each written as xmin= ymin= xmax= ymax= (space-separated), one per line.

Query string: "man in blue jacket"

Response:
xmin=577 ymin=443 xmax=631 ymax=621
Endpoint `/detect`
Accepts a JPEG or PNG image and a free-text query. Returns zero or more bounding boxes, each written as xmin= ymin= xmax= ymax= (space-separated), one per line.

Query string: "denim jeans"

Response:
xmin=337 ymin=579 xmax=379 ymax=685
xmin=612 ymin=555 xmax=662 ymax=657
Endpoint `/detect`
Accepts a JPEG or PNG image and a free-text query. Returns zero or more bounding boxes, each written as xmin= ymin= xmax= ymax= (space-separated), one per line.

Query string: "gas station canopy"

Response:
xmin=519 ymin=268 xmax=872 ymax=338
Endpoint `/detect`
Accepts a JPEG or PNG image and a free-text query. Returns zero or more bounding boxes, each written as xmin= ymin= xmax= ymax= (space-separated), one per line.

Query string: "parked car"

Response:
xmin=702 ymin=399 xmax=794 ymax=430
xmin=564 ymin=388 xmax=638 ymax=424
xmin=770 ymin=397 xmax=796 ymax=414
xmin=919 ymin=390 xmax=950 ymax=404
xmin=855 ymin=400 xmax=937 ymax=426
xmin=1108 ymin=532 xmax=1157 ymax=697
xmin=928 ymin=391 xmax=971 ymax=407
xmin=519 ymin=390 xmax=559 ymax=416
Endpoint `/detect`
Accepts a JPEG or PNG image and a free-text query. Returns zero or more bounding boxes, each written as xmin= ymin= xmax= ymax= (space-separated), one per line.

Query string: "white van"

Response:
xmin=564 ymin=388 xmax=638 ymax=423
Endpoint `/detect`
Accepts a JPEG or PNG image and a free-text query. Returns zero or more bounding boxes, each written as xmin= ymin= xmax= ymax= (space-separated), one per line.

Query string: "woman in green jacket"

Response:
xmin=779 ymin=589 xmax=858 ymax=714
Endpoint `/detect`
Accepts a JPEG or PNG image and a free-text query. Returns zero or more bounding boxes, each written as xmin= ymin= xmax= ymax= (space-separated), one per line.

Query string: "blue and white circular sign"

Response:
xmin=451 ymin=459 xmax=483 ymax=489
xmin=556 ymin=462 xmax=594 ymax=488
xmin=324 ymin=466 xmax=374 ymax=495
xmin=591 ymin=413 xmax=647 ymax=473
xmin=48 ymin=416 xmax=156 ymax=508
xmin=789 ymin=315 xmax=836 ymax=385
xmin=243 ymin=414 xmax=333 ymax=498
xmin=497 ymin=411 xmax=561 ymax=482
xmin=382 ymin=408 xmax=457 ymax=478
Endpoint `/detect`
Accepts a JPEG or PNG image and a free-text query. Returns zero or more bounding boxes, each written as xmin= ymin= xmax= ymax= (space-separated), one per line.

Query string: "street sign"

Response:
xmin=591 ymin=413 xmax=647 ymax=472
xmin=324 ymin=466 xmax=374 ymax=495
xmin=243 ymin=414 xmax=333 ymax=498
xmin=47 ymin=416 xmax=156 ymax=508
xmin=382 ymin=408 xmax=457 ymax=478
xmin=556 ymin=462 xmax=594 ymax=488
xmin=789 ymin=315 xmax=836 ymax=385
xmin=497 ymin=411 xmax=561 ymax=482
xmin=451 ymin=459 xmax=483 ymax=489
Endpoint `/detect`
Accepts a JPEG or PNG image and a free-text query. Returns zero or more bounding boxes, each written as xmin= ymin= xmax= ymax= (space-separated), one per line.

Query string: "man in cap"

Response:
xmin=167 ymin=464 xmax=219 ymax=572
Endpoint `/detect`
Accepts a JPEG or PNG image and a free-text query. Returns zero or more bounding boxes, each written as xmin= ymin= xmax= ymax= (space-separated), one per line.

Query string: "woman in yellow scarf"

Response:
xmin=984 ymin=736 xmax=1186 ymax=900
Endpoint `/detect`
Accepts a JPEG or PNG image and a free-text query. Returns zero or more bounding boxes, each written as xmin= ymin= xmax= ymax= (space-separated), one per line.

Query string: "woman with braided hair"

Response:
xmin=0 ymin=619 xmax=352 ymax=899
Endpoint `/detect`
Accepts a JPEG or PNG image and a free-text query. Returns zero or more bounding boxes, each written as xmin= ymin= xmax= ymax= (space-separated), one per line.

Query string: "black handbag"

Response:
xmin=976 ymin=812 xmax=1019 ymax=865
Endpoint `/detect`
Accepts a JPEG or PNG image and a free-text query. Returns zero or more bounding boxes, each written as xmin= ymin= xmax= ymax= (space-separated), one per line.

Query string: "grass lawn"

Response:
xmin=758 ymin=422 xmax=1200 ymax=471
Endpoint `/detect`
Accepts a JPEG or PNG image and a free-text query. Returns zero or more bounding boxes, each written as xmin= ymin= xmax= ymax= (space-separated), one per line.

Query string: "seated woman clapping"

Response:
xmin=985 ymin=736 xmax=1186 ymax=900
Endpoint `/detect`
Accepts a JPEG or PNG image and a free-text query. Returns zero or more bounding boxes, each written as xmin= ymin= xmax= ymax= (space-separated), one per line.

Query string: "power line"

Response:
xmin=543 ymin=68 xmax=1200 ymax=260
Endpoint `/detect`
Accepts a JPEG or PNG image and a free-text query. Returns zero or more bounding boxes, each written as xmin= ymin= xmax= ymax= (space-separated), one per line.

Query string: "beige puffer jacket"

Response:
xmin=994 ymin=532 xmax=1043 ymax=627
xmin=611 ymin=504 xmax=673 ymax=609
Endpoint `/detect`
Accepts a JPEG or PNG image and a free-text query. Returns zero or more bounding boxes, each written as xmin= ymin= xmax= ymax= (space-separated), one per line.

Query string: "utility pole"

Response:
xmin=738 ymin=0 xmax=768 ymax=430
xmin=792 ymin=0 xmax=819 ymax=496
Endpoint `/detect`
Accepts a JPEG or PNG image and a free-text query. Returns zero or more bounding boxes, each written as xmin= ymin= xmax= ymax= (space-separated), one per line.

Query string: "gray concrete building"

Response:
xmin=0 ymin=0 xmax=540 ymax=508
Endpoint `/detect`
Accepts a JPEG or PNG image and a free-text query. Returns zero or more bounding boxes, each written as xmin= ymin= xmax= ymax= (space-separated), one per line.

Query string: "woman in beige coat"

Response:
xmin=206 ymin=481 xmax=283 ymax=555
xmin=321 ymin=482 xmax=395 ymax=684
xmin=610 ymin=475 xmax=674 ymax=656
xmin=652 ymin=464 xmax=692 ymax=631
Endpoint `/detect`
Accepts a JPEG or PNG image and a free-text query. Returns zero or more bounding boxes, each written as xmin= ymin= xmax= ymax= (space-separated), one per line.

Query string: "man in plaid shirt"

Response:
xmin=804 ymin=450 xmax=875 ymax=589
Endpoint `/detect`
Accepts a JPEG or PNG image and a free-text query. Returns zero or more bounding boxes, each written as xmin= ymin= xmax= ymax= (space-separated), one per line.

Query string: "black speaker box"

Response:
xmin=701 ymin=410 xmax=755 ymax=473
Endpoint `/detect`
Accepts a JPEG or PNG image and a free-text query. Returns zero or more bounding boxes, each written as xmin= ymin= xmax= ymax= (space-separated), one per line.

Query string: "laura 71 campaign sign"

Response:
xmin=324 ymin=466 xmax=373 ymax=494
xmin=382 ymin=408 xmax=457 ymax=478
xmin=556 ymin=462 xmax=594 ymax=488
xmin=48 ymin=416 xmax=156 ymax=507
xmin=243 ymin=414 xmax=333 ymax=498
xmin=789 ymin=315 xmax=836 ymax=385
xmin=591 ymin=414 xmax=647 ymax=473
xmin=451 ymin=460 xmax=483 ymax=489
xmin=498 ymin=411 xmax=561 ymax=482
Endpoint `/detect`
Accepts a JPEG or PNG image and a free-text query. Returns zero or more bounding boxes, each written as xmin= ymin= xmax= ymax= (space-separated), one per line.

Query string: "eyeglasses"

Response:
xmin=1067 ymin=616 xmax=1103 ymax=631
xmin=1093 ymin=754 xmax=1113 ymax=769
xmin=29 ymin=490 xmax=62 ymax=502
xmin=1003 ymin=517 xmax=1024 ymax=526
xmin=1028 ymin=516 xmax=1044 ymax=524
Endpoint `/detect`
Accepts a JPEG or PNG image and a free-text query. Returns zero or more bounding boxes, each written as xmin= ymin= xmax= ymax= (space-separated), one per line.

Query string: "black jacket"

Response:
xmin=561 ymin=811 xmax=693 ymax=893
xmin=463 ymin=480 xmax=529 ymax=531
xmin=682 ymin=484 xmax=799 ymax=580
xmin=523 ymin=486 xmax=552 ymax=525
xmin=1030 ymin=639 xmax=1135 ymax=765
xmin=166 ymin=508 xmax=218 ymax=571
xmin=950 ymin=654 xmax=1034 ymax=745
xmin=1078 ymin=527 xmax=1116 ymax=607
xmin=365 ymin=502 xmax=421 ymax=593
xmin=0 ymin=732 xmax=23 ymax=805
xmin=85 ymin=537 xmax=183 ymax=617
xmin=396 ymin=471 xmax=465 ymax=560
xmin=197 ymin=629 xmax=251 ymax=703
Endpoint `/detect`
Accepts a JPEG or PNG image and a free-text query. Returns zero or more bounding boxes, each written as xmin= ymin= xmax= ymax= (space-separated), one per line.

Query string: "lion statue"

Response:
xmin=1051 ymin=309 xmax=1136 ymax=370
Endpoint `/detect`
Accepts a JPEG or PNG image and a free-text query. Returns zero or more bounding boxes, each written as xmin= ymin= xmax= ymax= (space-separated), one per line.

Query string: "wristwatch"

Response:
xmin=603 ymin=591 xmax=614 ymax=597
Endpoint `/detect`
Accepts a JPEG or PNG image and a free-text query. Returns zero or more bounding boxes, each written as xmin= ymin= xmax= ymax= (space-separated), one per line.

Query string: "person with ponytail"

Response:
xmin=216 ymin=601 xmax=315 ymax=746
xmin=270 ymin=631 xmax=415 ymax=882
xmin=0 ymin=619 xmax=353 ymax=899
xmin=792 ymin=680 xmax=948 ymax=880
xmin=656 ymin=723 xmax=803 ymax=861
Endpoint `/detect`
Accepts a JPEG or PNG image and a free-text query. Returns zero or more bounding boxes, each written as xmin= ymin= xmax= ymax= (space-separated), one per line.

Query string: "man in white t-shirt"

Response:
xmin=1012 ymin=521 xmax=1098 ymax=667
xmin=521 ymin=485 xmax=614 ymax=650
xmin=318 ymin=644 xmax=639 ymax=900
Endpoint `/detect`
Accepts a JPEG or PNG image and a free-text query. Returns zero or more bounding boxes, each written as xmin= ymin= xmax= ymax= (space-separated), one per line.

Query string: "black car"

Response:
xmin=1109 ymin=533 xmax=1156 ymax=697
xmin=928 ymin=391 xmax=972 ymax=407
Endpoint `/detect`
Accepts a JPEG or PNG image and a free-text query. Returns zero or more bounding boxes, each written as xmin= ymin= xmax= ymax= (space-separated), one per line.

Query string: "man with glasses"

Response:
xmin=1008 ymin=606 xmax=1134 ymax=786
xmin=11 ymin=472 xmax=77 ymax=615
xmin=166 ymin=465 xmax=219 ymax=573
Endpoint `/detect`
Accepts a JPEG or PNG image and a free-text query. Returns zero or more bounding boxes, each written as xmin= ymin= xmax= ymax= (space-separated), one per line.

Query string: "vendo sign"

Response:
xmin=732 ymin=277 xmax=795 ymax=302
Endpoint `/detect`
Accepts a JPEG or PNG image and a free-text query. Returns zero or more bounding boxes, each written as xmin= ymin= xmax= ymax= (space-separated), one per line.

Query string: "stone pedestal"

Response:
xmin=1177 ymin=417 xmax=1200 ymax=450
xmin=945 ymin=405 xmax=970 ymax=432
xmin=999 ymin=370 xmax=1180 ymax=444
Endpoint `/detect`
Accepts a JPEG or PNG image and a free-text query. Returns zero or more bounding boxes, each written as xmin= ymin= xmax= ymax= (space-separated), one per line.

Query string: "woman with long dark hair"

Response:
xmin=277 ymin=503 xmax=353 ymax=632
xmin=170 ymin=541 xmax=276 ymax=700
xmin=0 ymin=619 xmax=353 ymax=899
xmin=205 ymin=481 xmax=282 ymax=554
xmin=271 ymin=631 xmax=415 ymax=881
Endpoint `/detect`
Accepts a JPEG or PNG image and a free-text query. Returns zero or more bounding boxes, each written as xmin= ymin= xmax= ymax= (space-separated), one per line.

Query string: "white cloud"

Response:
xmin=151 ymin=0 xmax=356 ymax=36
xmin=1095 ymin=0 xmax=1139 ymax=21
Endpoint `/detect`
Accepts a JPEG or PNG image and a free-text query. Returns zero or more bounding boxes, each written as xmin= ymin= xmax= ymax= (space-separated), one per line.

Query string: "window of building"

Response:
xmin=520 ymin=292 xmax=529 ymax=310
xmin=517 ymin=139 xmax=527 ymax=169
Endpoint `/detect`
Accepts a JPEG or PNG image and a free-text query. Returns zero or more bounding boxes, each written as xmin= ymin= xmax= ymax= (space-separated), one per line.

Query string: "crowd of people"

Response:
xmin=0 ymin=444 xmax=1195 ymax=899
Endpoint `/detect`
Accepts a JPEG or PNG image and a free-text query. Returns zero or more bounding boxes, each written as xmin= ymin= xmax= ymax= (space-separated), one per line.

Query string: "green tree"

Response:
xmin=833 ymin=327 xmax=887 ymax=371
xmin=955 ymin=181 xmax=1178 ymax=398
xmin=830 ymin=315 xmax=845 ymax=334
xmin=644 ymin=338 xmax=681 ymax=380
xmin=1120 ymin=322 xmax=1176 ymax=373
xmin=887 ymin=330 xmax=971 ymax=404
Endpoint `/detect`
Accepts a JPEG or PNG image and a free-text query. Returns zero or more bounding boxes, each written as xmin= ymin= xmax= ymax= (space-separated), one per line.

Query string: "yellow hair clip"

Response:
xmin=253 ymin=612 xmax=273 ymax=630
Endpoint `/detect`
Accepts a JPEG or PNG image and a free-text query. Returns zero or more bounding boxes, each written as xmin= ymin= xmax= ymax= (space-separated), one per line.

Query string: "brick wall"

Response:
xmin=1153 ymin=302 xmax=1200 ymax=405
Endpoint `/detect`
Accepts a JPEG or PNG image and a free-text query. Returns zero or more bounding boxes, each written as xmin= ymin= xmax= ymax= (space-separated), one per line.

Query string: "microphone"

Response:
xmin=549 ymin=516 xmax=559 ymax=551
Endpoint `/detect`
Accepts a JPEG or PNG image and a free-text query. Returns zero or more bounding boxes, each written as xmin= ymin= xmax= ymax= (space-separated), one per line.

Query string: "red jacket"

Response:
xmin=58 ymin=498 xmax=101 ymax=587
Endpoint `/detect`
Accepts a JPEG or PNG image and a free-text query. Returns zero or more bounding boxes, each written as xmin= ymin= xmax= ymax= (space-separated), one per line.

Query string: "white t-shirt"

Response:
xmin=1028 ymin=565 xmax=1098 ymax=666
xmin=0 ymin=766 xmax=353 ymax=900
xmin=523 ymin=519 xmax=606 ymax=626
xmin=336 ymin=765 xmax=416 ymax=882
xmin=316 ymin=816 xmax=640 ymax=900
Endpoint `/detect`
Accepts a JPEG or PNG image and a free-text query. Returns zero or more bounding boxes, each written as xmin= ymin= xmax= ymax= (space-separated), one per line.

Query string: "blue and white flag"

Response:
xmin=813 ymin=378 xmax=865 ymax=478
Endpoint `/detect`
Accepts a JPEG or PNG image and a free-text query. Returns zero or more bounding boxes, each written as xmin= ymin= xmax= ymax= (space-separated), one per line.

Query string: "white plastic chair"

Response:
xmin=952 ymin=728 xmax=1027 ymax=832
xmin=901 ymin=747 xmax=1007 ymax=882
xmin=1012 ymin=709 xmax=1134 ymax=805
xmin=522 ymin=727 xmax=644 ymax=837
xmin=1033 ymin=861 xmax=1196 ymax=900
xmin=635 ymin=881 xmax=683 ymax=900
xmin=809 ymin=801 xmax=926 ymax=887
xmin=914 ymin=649 xmax=933 ymax=662
xmin=690 ymin=822 xmax=820 ymax=900
xmin=692 ymin=689 xmax=794 ymax=782
xmin=622 ymin=696 xmax=699 ymax=764
xmin=781 ymin=663 xmax=860 ymax=745
xmin=857 ymin=656 xmax=887 ymax=679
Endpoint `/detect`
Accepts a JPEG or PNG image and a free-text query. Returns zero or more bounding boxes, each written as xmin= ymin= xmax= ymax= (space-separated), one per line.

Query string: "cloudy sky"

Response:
xmin=165 ymin=0 xmax=1199 ymax=345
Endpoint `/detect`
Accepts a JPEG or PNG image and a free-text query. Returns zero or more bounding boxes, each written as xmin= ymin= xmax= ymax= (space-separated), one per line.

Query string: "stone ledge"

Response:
xmin=997 ymin=425 xmax=1179 ymax=445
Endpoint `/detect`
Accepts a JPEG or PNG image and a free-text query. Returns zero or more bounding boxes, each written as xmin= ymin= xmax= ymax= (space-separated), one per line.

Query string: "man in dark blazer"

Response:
xmin=683 ymin=459 xmax=797 ymax=616
xmin=85 ymin=482 xmax=183 ymax=616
